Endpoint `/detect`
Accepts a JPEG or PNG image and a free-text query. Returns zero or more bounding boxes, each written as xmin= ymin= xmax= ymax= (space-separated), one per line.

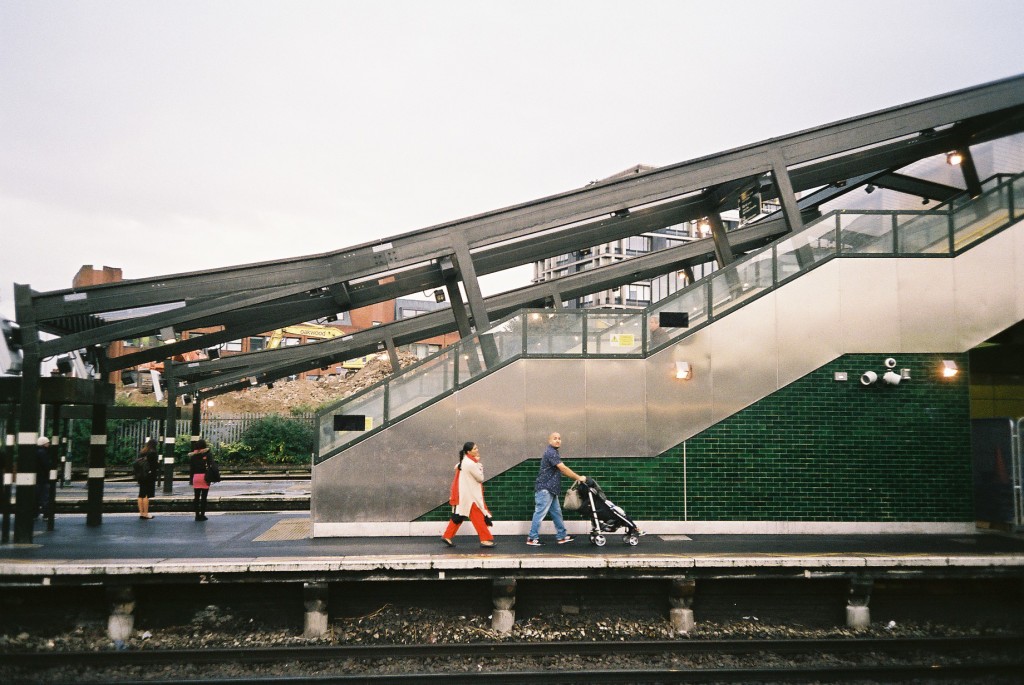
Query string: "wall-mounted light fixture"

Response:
xmin=696 ymin=219 xmax=711 ymax=237
xmin=946 ymin=151 xmax=963 ymax=166
xmin=433 ymin=289 xmax=446 ymax=303
xmin=865 ymin=184 xmax=876 ymax=194
xmin=941 ymin=359 xmax=959 ymax=378
xmin=674 ymin=361 xmax=692 ymax=380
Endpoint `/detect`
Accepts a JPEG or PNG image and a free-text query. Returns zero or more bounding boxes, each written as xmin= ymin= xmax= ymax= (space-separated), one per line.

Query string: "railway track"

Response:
xmin=5 ymin=635 xmax=1023 ymax=684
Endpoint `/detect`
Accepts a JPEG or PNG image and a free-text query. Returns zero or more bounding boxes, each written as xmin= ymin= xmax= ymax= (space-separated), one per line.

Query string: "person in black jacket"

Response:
xmin=188 ymin=439 xmax=212 ymax=521
xmin=136 ymin=439 xmax=159 ymax=519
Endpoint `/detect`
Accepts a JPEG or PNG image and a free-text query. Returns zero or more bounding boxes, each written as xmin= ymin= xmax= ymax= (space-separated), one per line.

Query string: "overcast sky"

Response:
xmin=3 ymin=0 xmax=1024 ymax=322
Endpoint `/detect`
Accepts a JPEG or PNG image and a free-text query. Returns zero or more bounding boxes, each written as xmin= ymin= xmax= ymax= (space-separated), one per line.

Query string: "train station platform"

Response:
xmin=4 ymin=493 xmax=1024 ymax=636
xmin=3 ymin=507 xmax=1024 ymax=581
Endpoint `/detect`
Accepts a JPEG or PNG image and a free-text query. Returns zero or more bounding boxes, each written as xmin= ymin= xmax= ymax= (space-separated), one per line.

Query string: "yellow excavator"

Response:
xmin=266 ymin=324 xmax=374 ymax=375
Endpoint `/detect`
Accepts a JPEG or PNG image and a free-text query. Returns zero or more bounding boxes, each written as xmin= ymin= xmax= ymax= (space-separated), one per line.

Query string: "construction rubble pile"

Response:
xmin=117 ymin=351 xmax=421 ymax=416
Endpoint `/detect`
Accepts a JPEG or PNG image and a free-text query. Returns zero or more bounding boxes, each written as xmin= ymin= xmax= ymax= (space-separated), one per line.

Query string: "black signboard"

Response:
xmin=739 ymin=187 xmax=762 ymax=223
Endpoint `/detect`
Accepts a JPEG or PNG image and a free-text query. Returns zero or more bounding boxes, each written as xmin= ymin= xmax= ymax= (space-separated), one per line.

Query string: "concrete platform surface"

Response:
xmin=2 ymin=510 xmax=1024 ymax=575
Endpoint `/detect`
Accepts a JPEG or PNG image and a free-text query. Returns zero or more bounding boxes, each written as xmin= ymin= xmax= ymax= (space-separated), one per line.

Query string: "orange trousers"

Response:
xmin=443 ymin=504 xmax=494 ymax=542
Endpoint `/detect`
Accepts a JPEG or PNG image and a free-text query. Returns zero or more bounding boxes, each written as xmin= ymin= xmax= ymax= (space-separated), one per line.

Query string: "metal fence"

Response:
xmin=0 ymin=413 xmax=315 ymax=464
xmin=111 ymin=413 xmax=317 ymax=450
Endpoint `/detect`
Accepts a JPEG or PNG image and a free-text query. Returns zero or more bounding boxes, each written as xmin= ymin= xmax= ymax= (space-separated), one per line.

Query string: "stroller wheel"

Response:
xmin=593 ymin=534 xmax=607 ymax=547
xmin=624 ymin=534 xmax=640 ymax=546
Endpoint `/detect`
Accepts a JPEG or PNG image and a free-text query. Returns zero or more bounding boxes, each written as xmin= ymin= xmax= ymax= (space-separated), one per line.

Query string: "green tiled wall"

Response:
xmin=417 ymin=353 xmax=973 ymax=523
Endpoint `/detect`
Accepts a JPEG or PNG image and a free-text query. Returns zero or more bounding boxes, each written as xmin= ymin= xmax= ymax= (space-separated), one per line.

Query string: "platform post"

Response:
xmin=303 ymin=582 xmax=329 ymax=638
xmin=163 ymin=371 xmax=177 ymax=495
xmin=107 ymin=585 xmax=135 ymax=646
xmin=86 ymin=402 xmax=106 ymax=527
xmin=846 ymin=575 xmax=873 ymax=630
xmin=668 ymin=577 xmax=696 ymax=634
xmin=492 ymin=577 xmax=516 ymax=634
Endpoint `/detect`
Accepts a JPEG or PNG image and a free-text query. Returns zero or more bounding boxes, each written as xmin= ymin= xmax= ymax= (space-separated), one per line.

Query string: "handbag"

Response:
xmin=563 ymin=482 xmax=582 ymax=511
xmin=206 ymin=460 xmax=222 ymax=484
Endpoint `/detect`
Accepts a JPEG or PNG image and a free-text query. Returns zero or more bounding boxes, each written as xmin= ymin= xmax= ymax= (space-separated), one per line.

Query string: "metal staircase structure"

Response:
xmin=311 ymin=172 xmax=1024 ymax=533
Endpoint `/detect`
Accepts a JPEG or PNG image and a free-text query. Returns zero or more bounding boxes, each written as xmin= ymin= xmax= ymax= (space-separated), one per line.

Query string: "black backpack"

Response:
xmin=133 ymin=455 xmax=152 ymax=481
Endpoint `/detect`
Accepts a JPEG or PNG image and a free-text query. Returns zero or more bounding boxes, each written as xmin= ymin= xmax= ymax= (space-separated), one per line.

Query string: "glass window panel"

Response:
xmin=317 ymin=385 xmax=385 ymax=459
xmin=587 ymin=313 xmax=643 ymax=355
xmin=775 ymin=218 xmax=838 ymax=283
xmin=525 ymin=311 xmax=584 ymax=355
xmin=897 ymin=212 xmax=950 ymax=254
xmin=388 ymin=351 xmax=455 ymax=419
xmin=711 ymin=250 xmax=773 ymax=318
xmin=839 ymin=213 xmax=894 ymax=254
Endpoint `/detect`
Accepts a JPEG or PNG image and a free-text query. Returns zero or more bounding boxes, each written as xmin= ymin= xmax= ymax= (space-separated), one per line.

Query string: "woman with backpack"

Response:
xmin=135 ymin=438 xmax=159 ymax=520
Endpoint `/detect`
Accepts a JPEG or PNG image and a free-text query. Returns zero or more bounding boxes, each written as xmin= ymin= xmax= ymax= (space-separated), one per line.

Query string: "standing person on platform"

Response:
xmin=35 ymin=436 xmax=51 ymax=518
xmin=442 ymin=441 xmax=496 ymax=548
xmin=527 ymin=432 xmax=585 ymax=546
xmin=135 ymin=438 xmax=159 ymax=519
xmin=189 ymin=439 xmax=213 ymax=521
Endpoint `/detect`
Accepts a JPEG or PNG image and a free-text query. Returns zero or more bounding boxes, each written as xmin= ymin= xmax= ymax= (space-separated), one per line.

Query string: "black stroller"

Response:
xmin=573 ymin=478 xmax=643 ymax=546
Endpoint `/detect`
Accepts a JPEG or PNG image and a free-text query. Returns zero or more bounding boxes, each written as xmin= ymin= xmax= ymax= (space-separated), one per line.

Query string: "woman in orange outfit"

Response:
xmin=442 ymin=441 xmax=495 ymax=548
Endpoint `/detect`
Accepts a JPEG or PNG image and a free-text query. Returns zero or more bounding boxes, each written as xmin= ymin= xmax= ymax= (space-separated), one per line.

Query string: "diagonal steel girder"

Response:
xmin=16 ymin=73 xmax=1024 ymax=400
xmin=23 ymin=76 xmax=1024 ymax=345
xmin=173 ymin=218 xmax=790 ymax=396
xmin=86 ymin=108 xmax=1024 ymax=374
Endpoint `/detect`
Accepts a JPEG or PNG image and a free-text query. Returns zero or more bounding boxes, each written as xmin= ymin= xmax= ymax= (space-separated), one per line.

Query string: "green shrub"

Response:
xmin=240 ymin=414 xmax=313 ymax=465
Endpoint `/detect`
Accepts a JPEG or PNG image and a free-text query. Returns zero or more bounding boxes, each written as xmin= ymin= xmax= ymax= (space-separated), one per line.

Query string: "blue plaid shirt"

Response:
xmin=534 ymin=445 xmax=563 ymax=495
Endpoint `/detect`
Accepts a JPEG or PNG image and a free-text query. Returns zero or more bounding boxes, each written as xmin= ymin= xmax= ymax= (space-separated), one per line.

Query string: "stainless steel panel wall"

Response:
xmin=898 ymin=259 xmax=956 ymax=351
xmin=708 ymin=292 xmax=779 ymax=421
xmin=585 ymin=359 xmax=646 ymax=457
xmin=775 ymin=262 xmax=842 ymax=388
xmin=839 ymin=259 xmax=900 ymax=352
xmin=454 ymin=362 xmax=527 ymax=477
xmin=954 ymin=231 xmax=1018 ymax=350
xmin=523 ymin=359 xmax=587 ymax=458
xmin=646 ymin=330 xmax=714 ymax=455
xmin=312 ymin=394 xmax=457 ymax=522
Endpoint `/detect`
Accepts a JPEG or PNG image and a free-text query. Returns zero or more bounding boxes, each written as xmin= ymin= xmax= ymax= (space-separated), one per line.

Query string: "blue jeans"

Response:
xmin=528 ymin=488 xmax=567 ymax=540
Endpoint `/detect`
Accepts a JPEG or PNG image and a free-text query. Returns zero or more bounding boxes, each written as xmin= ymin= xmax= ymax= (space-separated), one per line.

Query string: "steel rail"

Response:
xmin=6 ymin=635 xmax=1022 ymax=666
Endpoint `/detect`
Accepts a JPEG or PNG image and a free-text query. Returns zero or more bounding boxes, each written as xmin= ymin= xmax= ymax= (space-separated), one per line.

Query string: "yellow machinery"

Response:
xmin=266 ymin=324 xmax=373 ymax=374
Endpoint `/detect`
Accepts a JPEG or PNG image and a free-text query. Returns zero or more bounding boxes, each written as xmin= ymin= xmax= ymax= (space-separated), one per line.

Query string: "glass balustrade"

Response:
xmin=318 ymin=384 xmax=385 ymax=459
xmin=648 ymin=285 xmax=708 ymax=351
xmin=775 ymin=218 xmax=838 ymax=284
xmin=710 ymin=249 xmax=774 ymax=318
xmin=839 ymin=212 xmax=895 ymax=254
xmin=951 ymin=182 xmax=1012 ymax=250
xmin=388 ymin=350 xmax=455 ymax=421
xmin=525 ymin=311 xmax=584 ymax=355
xmin=896 ymin=211 xmax=950 ymax=254
xmin=317 ymin=171 xmax=1024 ymax=460
xmin=587 ymin=312 xmax=644 ymax=355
